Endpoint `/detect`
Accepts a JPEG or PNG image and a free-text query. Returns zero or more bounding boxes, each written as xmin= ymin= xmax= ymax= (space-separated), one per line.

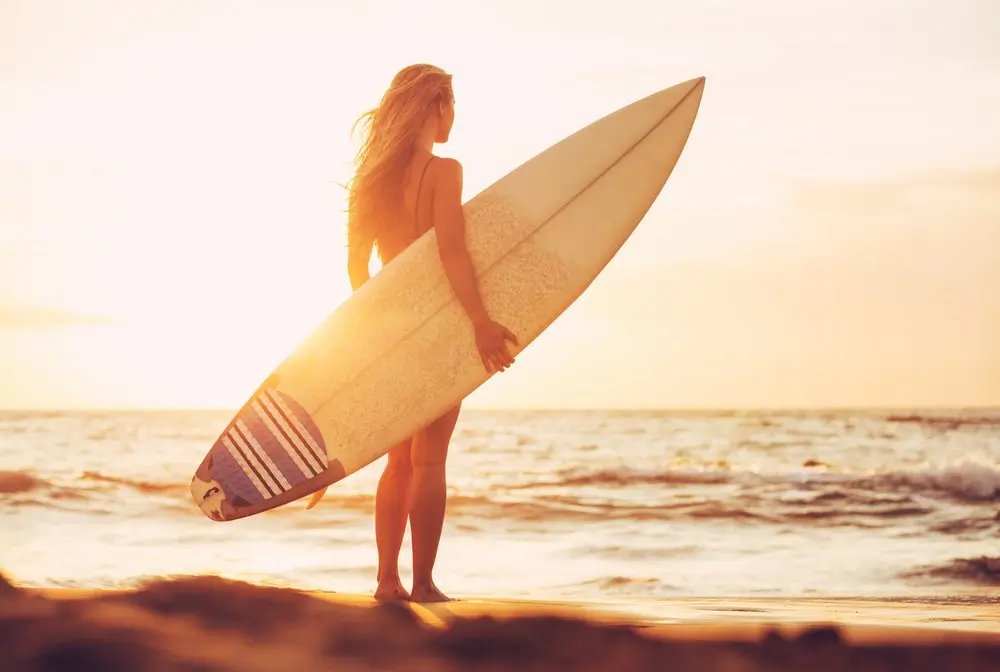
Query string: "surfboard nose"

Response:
xmin=495 ymin=74 xmax=706 ymax=223
xmin=647 ymin=75 xmax=705 ymax=116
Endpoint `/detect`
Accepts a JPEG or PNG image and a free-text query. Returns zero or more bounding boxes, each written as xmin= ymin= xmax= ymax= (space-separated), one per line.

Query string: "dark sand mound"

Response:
xmin=1 ymin=573 xmax=997 ymax=671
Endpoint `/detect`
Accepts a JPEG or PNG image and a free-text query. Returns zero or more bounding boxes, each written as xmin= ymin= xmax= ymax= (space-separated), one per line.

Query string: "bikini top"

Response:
xmin=411 ymin=156 xmax=434 ymax=238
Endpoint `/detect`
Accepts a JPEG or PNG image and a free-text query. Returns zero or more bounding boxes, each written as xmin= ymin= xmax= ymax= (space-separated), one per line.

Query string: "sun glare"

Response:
xmin=2 ymin=1 xmax=998 ymax=409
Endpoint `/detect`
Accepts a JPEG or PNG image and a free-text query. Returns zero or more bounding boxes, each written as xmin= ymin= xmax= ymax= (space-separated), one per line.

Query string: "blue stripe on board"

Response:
xmin=241 ymin=407 xmax=312 ymax=486
xmin=253 ymin=397 xmax=321 ymax=477
xmin=210 ymin=440 xmax=265 ymax=506
xmin=228 ymin=425 xmax=278 ymax=497
xmin=264 ymin=390 xmax=326 ymax=468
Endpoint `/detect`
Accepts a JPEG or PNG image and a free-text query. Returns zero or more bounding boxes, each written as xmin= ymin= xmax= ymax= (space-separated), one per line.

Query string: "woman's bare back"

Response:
xmin=376 ymin=153 xmax=437 ymax=263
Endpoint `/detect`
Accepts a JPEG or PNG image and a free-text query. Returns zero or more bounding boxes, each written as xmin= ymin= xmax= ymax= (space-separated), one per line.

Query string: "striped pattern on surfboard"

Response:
xmin=191 ymin=388 xmax=329 ymax=519
xmin=225 ymin=388 xmax=327 ymax=497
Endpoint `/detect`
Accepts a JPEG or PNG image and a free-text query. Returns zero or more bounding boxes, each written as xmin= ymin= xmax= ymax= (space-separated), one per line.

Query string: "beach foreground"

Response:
xmin=2 ymin=572 xmax=998 ymax=671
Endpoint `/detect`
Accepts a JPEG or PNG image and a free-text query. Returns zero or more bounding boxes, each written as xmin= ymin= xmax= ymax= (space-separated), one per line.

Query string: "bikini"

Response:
xmin=411 ymin=156 xmax=435 ymax=238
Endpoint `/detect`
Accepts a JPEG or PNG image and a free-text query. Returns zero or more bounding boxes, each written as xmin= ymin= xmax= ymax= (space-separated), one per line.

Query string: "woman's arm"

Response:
xmin=432 ymin=158 xmax=517 ymax=373
xmin=431 ymin=158 xmax=490 ymax=325
xmin=346 ymin=212 xmax=374 ymax=291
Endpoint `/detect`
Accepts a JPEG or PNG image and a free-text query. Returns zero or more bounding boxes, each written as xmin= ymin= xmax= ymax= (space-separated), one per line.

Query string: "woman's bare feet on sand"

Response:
xmin=409 ymin=581 xmax=451 ymax=603
xmin=373 ymin=577 xmax=411 ymax=602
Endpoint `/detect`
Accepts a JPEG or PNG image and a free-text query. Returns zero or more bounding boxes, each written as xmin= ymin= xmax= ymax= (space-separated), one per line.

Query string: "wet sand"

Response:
xmin=2 ymin=572 xmax=998 ymax=671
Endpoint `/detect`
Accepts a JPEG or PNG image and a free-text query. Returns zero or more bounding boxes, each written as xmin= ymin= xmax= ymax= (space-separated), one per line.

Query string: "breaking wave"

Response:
xmin=901 ymin=557 xmax=1000 ymax=586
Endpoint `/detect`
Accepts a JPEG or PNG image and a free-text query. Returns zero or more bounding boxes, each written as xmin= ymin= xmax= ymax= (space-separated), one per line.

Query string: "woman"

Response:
xmin=345 ymin=64 xmax=517 ymax=602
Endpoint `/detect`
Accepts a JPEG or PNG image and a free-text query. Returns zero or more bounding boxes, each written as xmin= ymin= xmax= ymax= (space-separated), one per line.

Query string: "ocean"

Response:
xmin=2 ymin=408 xmax=998 ymax=600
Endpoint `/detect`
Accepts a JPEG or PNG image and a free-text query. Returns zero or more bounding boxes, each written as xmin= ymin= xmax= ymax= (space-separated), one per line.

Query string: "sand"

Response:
xmin=2 ymin=572 xmax=998 ymax=671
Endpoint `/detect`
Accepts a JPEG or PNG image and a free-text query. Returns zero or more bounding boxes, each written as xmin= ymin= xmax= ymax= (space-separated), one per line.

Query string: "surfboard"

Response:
xmin=190 ymin=75 xmax=706 ymax=521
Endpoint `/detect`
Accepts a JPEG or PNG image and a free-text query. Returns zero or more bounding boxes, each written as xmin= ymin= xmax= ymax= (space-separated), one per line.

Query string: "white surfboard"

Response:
xmin=190 ymin=76 xmax=706 ymax=521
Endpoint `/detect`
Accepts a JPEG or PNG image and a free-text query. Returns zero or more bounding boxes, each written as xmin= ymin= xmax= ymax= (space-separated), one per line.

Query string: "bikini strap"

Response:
xmin=413 ymin=156 xmax=434 ymax=235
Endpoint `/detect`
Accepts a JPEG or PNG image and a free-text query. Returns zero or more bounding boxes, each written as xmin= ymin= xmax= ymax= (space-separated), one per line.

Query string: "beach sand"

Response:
xmin=2 ymin=572 xmax=998 ymax=671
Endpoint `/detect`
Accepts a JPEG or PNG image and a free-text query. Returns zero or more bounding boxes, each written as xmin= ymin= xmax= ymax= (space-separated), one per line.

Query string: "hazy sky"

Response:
xmin=1 ymin=0 xmax=998 ymax=409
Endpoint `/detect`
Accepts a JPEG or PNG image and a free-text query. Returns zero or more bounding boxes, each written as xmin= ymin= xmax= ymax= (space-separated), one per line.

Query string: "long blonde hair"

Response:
xmin=348 ymin=64 xmax=453 ymax=251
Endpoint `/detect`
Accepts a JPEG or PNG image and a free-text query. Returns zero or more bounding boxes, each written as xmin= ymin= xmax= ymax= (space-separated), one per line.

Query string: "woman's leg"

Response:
xmin=408 ymin=404 xmax=461 ymax=602
xmin=373 ymin=440 xmax=413 ymax=601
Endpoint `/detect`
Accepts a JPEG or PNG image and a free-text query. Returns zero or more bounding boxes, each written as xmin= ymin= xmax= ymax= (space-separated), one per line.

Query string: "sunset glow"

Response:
xmin=2 ymin=0 xmax=998 ymax=409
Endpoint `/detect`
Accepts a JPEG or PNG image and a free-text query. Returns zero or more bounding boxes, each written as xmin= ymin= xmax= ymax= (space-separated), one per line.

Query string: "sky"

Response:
xmin=1 ymin=0 xmax=998 ymax=410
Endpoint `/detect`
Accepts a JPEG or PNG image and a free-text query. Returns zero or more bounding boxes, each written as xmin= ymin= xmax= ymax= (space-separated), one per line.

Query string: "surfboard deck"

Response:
xmin=190 ymin=76 xmax=706 ymax=521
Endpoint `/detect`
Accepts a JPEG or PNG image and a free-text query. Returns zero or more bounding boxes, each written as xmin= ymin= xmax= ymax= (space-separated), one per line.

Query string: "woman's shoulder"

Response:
xmin=427 ymin=155 xmax=463 ymax=187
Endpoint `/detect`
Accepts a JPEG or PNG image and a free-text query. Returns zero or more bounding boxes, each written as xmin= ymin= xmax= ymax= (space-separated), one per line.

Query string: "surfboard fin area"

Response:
xmin=305 ymin=487 xmax=328 ymax=510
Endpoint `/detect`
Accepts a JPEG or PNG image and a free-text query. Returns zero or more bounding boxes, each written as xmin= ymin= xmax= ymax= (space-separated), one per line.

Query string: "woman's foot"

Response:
xmin=374 ymin=576 xmax=411 ymax=602
xmin=410 ymin=581 xmax=451 ymax=603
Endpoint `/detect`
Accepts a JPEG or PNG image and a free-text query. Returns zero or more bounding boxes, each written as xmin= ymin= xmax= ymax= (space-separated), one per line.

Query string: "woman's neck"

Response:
xmin=413 ymin=118 xmax=437 ymax=154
